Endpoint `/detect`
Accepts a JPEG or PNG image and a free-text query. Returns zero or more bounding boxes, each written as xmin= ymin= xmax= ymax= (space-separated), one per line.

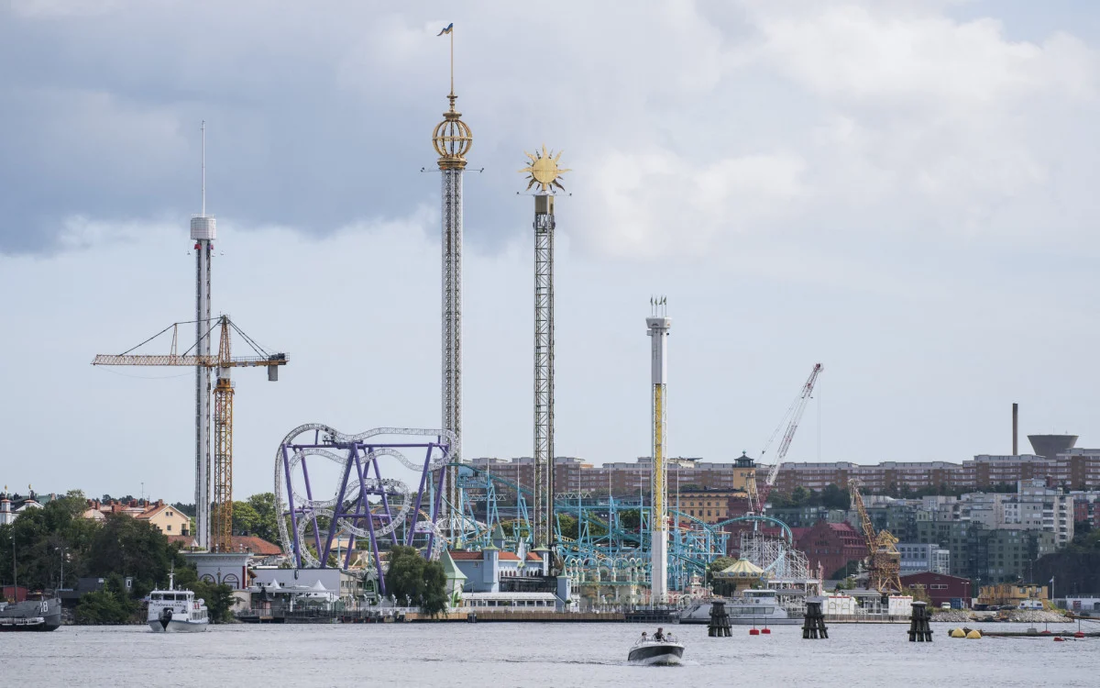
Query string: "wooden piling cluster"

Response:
xmin=908 ymin=601 xmax=933 ymax=642
xmin=802 ymin=599 xmax=828 ymax=639
xmin=708 ymin=600 xmax=732 ymax=637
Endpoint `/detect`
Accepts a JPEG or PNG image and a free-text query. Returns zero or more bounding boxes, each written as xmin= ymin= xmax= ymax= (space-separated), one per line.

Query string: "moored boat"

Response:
xmin=680 ymin=589 xmax=802 ymax=625
xmin=0 ymin=595 xmax=62 ymax=632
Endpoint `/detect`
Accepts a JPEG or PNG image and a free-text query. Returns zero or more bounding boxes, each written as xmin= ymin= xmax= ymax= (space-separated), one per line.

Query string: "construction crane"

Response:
xmin=847 ymin=478 xmax=902 ymax=594
xmin=93 ymin=315 xmax=287 ymax=553
xmin=748 ymin=363 xmax=823 ymax=513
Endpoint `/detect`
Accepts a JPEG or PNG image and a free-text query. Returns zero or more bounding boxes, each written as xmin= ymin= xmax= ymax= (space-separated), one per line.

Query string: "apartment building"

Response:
xmin=773 ymin=451 xmax=1100 ymax=496
xmin=467 ymin=455 xmax=755 ymax=499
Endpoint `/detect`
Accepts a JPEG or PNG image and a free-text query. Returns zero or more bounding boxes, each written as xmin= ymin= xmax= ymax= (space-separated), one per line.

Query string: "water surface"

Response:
xmin=7 ymin=621 xmax=1098 ymax=687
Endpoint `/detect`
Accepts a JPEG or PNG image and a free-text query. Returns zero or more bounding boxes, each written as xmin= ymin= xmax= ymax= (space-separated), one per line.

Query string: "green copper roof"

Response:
xmin=440 ymin=550 xmax=467 ymax=581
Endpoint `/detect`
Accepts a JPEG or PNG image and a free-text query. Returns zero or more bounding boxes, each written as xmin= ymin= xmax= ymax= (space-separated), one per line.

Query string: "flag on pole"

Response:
xmin=437 ymin=23 xmax=454 ymax=36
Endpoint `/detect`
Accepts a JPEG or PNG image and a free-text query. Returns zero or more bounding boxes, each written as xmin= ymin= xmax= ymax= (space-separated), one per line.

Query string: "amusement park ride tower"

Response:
xmin=647 ymin=299 xmax=671 ymax=602
xmin=190 ymin=122 xmax=215 ymax=550
xmin=432 ymin=24 xmax=472 ymax=525
xmin=520 ymin=147 xmax=570 ymax=549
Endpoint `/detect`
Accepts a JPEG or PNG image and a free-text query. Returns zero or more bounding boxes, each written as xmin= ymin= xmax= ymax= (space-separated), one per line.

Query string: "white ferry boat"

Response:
xmin=147 ymin=573 xmax=209 ymax=632
xmin=680 ymin=589 xmax=802 ymax=626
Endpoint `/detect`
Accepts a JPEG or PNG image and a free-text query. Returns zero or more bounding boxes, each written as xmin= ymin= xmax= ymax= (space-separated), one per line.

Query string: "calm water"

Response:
xmin=7 ymin=621 xmax=1099 ymax=687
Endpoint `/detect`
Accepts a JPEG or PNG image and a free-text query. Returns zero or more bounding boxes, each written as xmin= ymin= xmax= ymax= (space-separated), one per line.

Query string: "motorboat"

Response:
xmin=147 ymin=572 xmax=209 ymax=632
xmin=628 ymin=633 xmax=685 ymax=666
xmin=680 ymin=589 xmax=802 ymax=626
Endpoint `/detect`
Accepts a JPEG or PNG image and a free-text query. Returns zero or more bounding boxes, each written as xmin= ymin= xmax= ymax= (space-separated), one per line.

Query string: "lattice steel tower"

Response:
xmin=520 ymin=146 xmax=570 ymax=548
xmin=432 ymin=29 xmax=472 ymax=523
xmin=191 ymin=122 xmax=215 ymax=550
xmin=647 ymin=298 xmax=671 ymax=602
xmin=211 ymin=317 xmax=235 ymax=552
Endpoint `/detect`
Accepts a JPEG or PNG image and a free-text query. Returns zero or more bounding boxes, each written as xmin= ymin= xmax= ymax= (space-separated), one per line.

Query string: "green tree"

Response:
xmin=75 ymin=573 xmax=138 ymax=624
xmin=790 ymin=486 xmax=811 ymax=507
xmin=707 ymin=557 xmax=737 ymax=596
xmin=86 ymin=514 xmax=175 ymax=595
xmin=187 ymin=580 xmax=237 ymax=622
xmin=830 ymin=561 xmax=862 ymax=580
xmin=0 ymin=491 xmax=98 ymax=591
xmin=232 ymin=500 xmax=261 ymax=537
xmin=244 ymin=493 xmax=280 ymax=543
xmin=619 ymin=509 xmax=642 ymax=532
xmin=820 ymin=483 xmax=850 ymax=510
xmin=384 ymin=545 xmax=447 ymax=616
xmin=556 ymin=514 xmax=579 ymax=540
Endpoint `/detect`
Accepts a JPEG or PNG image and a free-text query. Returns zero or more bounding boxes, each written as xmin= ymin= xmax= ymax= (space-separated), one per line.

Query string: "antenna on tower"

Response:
xmin=201 ymin=121 xmax=206 ymax=217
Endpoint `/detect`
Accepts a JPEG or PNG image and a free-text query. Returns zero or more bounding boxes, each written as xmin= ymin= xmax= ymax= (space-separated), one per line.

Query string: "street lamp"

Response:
xmin=59 ymin=547 xmax=70 ymax=591
xmin=8 ymin=532 xmax=15 ymax=591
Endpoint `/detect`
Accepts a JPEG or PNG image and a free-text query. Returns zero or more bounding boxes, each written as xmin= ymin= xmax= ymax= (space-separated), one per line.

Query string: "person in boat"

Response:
xmin=640 ymin=631 xmax=648 ymax=641
xmin=654 ymin=628 xmax=665 ymax=641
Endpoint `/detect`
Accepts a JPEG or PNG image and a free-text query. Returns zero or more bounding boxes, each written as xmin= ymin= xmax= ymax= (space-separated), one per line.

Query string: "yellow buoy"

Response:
xmin=950 ymin=628 xmax=965 ymax=638
xmin=966 ymin=630 xmax=982 ymax=639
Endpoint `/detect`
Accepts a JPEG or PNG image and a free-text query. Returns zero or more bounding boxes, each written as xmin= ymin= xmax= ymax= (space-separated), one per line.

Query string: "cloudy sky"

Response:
xmin=2 ymin=0 xmax=1098 ymax=503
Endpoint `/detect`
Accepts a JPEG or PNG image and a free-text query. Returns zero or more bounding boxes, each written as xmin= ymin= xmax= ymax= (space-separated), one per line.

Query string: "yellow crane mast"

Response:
xmin=847 ymin=478 xmax=902 ymax=594
xmin=93 ymin=315 xmax=287 ymax=553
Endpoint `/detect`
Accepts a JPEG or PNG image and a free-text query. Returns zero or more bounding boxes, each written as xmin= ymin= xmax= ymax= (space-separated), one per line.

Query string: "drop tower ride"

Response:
xmin=648 ymin=298 xmax=671 ymax=602
xmin=521 ymin=147 xmax=570 ymax=549
xmin=432 ymin=25 xmax=472 ymax=523
xmin=191 ymin=123 xmax=215 ymax=550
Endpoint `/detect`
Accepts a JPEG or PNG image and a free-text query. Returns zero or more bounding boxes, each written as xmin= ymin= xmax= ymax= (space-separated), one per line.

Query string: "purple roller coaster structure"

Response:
xmin=274 ymin=424 xmax=454 ymax=595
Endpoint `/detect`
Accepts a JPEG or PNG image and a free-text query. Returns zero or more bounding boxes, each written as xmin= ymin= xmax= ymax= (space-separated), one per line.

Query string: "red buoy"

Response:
xmin=1054 ymin=636 xmax=1065 ymax=642
xmin=761 ymin=628 xmax=771 ymax=634
xmin=749 ymin=628 xmax=760 ymax=636
xmin=1075 ymin=631 xmax=1085 ymax=638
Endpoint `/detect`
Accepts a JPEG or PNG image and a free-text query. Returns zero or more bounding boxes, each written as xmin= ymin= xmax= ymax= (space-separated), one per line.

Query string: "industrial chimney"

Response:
xmin=1012 ymin=403 xmax=1018 ymax=456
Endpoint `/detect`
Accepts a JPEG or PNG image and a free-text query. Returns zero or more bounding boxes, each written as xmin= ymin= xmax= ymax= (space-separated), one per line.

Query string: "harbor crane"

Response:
xmin=748 ymin=363 xmax=823 ymax=513
xmin=93 ymin=316 xmax=287 ymax=553
xmin=848 ymin=478 xmax=902 ymax=594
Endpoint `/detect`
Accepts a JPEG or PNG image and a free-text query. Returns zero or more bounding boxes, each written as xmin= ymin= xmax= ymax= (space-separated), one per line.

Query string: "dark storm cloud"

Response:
xmin=0 ymin=3 xmax=455 ymax=253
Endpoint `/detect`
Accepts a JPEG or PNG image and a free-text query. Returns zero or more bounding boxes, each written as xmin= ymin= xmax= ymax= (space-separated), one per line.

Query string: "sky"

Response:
xmin=1 ymin=0 xmax=1099 ymax=504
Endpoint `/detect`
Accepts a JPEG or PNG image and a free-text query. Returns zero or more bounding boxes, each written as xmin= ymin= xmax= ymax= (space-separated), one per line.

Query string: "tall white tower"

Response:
xmin=432 ymin=29 xmax=472 ymax=524
xmin=190 ymin=122 xmax=215 ymax=550
xmin=647 ymin=298 xmax=671 ymax=602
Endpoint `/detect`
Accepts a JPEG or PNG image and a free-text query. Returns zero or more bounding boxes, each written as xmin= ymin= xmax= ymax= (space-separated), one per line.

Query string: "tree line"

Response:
xmin=0 ymin=491 xmax=235 ymax=624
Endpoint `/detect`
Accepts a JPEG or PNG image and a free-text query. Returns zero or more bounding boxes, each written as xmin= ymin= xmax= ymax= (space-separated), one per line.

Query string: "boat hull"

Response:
xmin=680 ymin=600 xmax=802 ymax=625
xmin=0 ymin=598 xmax=62 ymax=632
xmin=148 ymin=619 xmax=209 ymax=633
xmin=0 ymin=618 xmax=61 ymax=632
xmin=628 ymin=643 xmax=684 ymax=666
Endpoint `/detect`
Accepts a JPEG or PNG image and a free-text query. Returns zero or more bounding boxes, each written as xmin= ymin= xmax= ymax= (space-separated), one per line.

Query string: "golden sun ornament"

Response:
xmin=520 ymin=145 xmax=570 ymax=193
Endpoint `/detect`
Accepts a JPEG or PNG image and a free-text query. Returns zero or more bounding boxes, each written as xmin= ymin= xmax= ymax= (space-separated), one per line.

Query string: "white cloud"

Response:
xmin=580 ymin=148 xmax=807 ymax=259
xmin=744 ymin=7 xmax=1095 ymax=107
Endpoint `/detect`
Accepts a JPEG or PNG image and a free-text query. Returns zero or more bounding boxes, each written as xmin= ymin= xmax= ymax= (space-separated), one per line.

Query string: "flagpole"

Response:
xmin=450 ymin=27 xmax=454 ymax=96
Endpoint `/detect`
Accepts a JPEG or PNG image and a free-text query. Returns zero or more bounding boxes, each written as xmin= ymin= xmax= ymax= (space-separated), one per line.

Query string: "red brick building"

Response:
xmin=792 ymin=521 xmax=866 ymax=579
xmin=900 ymin=572 xmax=972 ymax=609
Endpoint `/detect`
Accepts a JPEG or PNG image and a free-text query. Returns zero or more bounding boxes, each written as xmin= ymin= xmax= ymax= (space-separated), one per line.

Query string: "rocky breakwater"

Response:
xmin=933 ymin=609 xmax=1069 ymax=624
